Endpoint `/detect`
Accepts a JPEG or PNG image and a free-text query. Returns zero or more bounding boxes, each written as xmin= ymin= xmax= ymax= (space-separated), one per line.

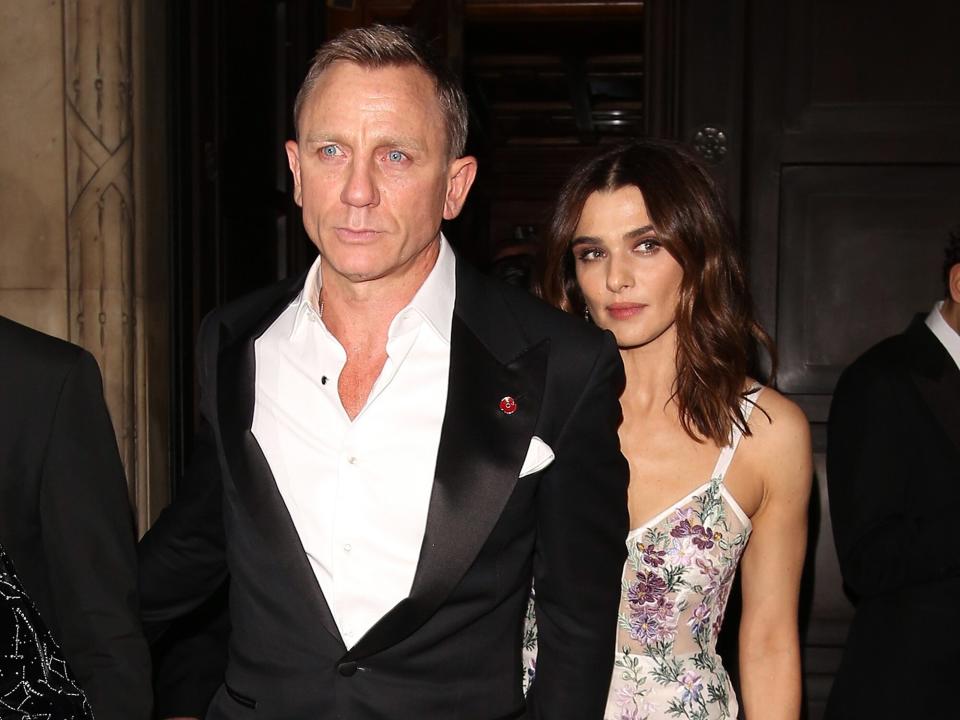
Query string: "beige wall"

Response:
xmin=0 ymin=0 xmax=71 ymax=337
xmin=0 ymin=0 xmax=168 ymax=531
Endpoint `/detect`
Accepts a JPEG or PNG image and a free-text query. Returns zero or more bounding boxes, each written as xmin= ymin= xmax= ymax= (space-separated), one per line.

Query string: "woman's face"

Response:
xmin=572 ymin=186 xmax=683 ymax=349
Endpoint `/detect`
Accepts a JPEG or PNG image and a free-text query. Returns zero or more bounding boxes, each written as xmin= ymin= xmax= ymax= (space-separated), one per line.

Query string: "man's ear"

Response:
xmin=949 ymin=263 xmax=960 ymax=304
xmin=442 ymin=155 xmax=478 ymax=221
xmin=285 ymin=140 xmax=303 ymax=207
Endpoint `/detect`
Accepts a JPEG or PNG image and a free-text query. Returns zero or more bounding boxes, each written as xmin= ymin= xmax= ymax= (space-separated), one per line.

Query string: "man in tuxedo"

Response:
xmin=826 ymin=230 xmax=960 ymax=718
xmin=139 ymin=24 xmax=628 ymax=719
xmin=0 ymin=316 xmax=152 ymax=720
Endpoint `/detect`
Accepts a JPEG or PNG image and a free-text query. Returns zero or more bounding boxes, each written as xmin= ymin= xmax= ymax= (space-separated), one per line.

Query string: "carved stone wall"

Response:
xmin=0 ymin=1 xmax=70 ymax=337
xmin=64 ymin=0 xmax=138 ymax=504
xmin=0 ymin=0 xmax=167 ymax=531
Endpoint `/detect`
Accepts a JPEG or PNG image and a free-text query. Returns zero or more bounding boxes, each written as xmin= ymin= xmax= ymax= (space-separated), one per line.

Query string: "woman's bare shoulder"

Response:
xmin=744 ymin=384 xmax=812 ymax=489
xmin=749 ymin=384 xmax=808 ymax=432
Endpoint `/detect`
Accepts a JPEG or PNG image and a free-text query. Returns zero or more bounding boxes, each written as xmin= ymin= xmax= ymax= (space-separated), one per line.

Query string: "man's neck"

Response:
xmin=320 ymin=241 xmax=441 ymax=348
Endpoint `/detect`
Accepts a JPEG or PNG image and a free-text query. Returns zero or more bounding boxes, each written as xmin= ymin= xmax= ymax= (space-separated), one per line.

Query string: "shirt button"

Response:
xmin=343 ymin=543 xmax=352 ymax=553
xmin=347 ymin=456 xmax=358 ymax=465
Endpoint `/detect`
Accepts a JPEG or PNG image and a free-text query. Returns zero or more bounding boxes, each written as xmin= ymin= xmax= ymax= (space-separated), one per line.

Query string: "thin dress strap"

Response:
xmin=710 ymin=386 xmax=764 ymax=482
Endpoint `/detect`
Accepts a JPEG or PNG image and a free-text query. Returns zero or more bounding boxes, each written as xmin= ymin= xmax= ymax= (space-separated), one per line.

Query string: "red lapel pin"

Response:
xmin=499 ymin=396 xmax=518 ymax=415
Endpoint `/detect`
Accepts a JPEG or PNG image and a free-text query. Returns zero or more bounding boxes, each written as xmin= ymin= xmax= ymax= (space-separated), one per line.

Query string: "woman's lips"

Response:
xmin=606 ymin=303 xmax=646 ymax=320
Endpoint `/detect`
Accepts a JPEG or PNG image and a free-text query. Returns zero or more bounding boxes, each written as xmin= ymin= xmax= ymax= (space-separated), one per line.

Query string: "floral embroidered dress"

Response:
xmin=522 ymin=390 xmax=760 ymax=720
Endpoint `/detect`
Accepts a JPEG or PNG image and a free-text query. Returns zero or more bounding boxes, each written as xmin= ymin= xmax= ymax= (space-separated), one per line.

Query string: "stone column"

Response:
xmin=1 ymin=0 xmax=166 ymax=531
xmin=63 ymin=0 xmax=140 ymax=513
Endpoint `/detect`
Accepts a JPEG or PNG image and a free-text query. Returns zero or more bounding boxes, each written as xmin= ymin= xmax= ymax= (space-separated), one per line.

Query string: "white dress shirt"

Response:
xmin=252 ymin=238 xmax=455 ymax=648
xmin=926 ymin=300 xmax=960 ymax=372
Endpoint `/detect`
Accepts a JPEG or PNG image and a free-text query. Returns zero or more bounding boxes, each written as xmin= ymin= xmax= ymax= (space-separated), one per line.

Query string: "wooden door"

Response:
xmin=741 ymin=1 xmax=960 ymax=716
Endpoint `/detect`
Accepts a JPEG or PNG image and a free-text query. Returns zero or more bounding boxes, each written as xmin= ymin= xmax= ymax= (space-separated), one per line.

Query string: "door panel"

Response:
xmin=743 ymin=0 xmax=960 ymax=715
xmin=777 ymin=165 xmax=960 ymax=396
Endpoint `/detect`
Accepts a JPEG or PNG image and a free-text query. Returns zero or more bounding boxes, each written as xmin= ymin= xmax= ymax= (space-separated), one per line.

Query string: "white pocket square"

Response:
xmin=519 ymin=436 xmax=554 ymax=478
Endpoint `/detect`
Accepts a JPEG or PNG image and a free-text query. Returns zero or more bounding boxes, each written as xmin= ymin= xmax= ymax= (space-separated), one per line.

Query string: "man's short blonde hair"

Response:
xmin=293 ymin=24 xmax=469 ymax=159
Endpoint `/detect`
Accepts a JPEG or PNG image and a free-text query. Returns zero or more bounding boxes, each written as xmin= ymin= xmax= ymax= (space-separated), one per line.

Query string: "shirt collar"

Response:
xmin=290 ymin=253 xmax=325 ymax=337
xmin=925 ymin=300 xmax=960 ymax=372
xmin=401 ymin=234 xmax=455 ymax=344
xmin=289 ymin=235 xmax=456 ymax=344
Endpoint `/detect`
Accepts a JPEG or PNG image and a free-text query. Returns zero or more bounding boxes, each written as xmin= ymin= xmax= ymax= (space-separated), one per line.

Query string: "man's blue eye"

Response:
xmin=387 ymin=150 xmax=405 ymax=162
xmin=321 ymin=146 xmax=339 ymax=156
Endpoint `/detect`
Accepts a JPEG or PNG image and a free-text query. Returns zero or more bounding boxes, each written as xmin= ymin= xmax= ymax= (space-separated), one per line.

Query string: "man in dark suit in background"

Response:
xmin=826 ymin=230 xmax=960 ymax=718
xmin=0 ymin=315 xmax=152 ymax=720
xmin=139 ymin=24 xmax=628 ymax=720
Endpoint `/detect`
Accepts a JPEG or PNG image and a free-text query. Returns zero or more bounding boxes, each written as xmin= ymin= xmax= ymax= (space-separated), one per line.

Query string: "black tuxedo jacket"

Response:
xmin=0 ymin=316 xmax=152 ymax=720
xmin=140 ymin=259 xmax=629 ymax=719
xmin=826 ymin=316 xmax=960 ymax=718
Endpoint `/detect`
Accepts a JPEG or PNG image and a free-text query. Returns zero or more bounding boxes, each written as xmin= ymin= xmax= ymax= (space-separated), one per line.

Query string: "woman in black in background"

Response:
xmin=0 ymin=543 xmax=92 ymax=719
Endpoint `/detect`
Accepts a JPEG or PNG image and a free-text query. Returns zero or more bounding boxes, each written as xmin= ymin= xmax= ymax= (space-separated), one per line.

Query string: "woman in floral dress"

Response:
xmin=533 ymin=140 xmax=812 ymax=720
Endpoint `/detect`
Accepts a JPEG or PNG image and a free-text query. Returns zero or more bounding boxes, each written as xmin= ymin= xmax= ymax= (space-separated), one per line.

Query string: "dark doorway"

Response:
xmin=167 ymin=0 xmax=325 ymax=482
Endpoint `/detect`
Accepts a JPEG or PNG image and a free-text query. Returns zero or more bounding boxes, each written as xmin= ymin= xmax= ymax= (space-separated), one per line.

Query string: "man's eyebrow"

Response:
xmin=303 ymin=133 xmax=337 ymax=145
xmin=374 ymin=134 xmax=427 ymax=152
xmin=302 ymin=133 xmax=427 ymax=152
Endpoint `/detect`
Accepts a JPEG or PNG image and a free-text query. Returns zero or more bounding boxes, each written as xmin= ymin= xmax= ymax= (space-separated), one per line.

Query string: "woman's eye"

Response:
xmin=635 ymin=238 xmax=660 ymax=254
xmin=576 ymin=247 xmax=604 ymax=261
xmin=386 ymin=150 xmax=406 ymax=162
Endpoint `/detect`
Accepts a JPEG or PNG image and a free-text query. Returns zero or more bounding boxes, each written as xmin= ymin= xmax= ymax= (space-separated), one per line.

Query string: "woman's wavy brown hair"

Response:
xmin=536 ymin=139 xmax=776 ymax=445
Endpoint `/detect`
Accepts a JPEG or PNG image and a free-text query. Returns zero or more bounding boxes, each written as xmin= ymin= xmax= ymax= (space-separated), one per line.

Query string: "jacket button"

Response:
xmin=337 ymin=661 xmax=358 ymax=677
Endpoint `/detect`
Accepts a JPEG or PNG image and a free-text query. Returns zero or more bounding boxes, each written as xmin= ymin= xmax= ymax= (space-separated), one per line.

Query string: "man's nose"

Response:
xmin=340 ymin=158 xmax=380 ymax=208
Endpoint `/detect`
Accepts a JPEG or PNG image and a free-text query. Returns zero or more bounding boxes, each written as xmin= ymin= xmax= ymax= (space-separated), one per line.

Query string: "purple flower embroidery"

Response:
xmin=688 ymin=602 xmax=711 ymax=635
xmin=679 ymin=671 xmax=703 ymax=704
xmin=613 ymin=686 xmax=636 ymax=708
xmin=695 ymin=557 xmax=721 ymax=582
xmin=628 ymin=606 xmax=665 ymax=644
xmin=692 ymin=526 xmax=715 ymax=550
xmin=627 ymin=572 xmax=668 ymax=607
xmin=667 ymin=538 xmax=697 ymax=566
xmin=628 ymin=596 xmax=677 ymax=645
xmin=639 ymin=543 xmax=667 ymax=568
xmin=629 ymin=606 xmax=670 ymax=644
xmin=669 ymin=506 xmax=694 ymax=523
xmin=672 ymin=520 xmax=715 ymax=550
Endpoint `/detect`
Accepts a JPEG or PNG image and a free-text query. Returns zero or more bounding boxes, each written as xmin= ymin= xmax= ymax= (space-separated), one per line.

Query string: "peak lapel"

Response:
xmin=347 ymin=308 xmax=548 ymax=659
xmin=216 ymin=287 xmax=344 ymax=648
xmin=906 ymin=320 xmax=960 ymax=457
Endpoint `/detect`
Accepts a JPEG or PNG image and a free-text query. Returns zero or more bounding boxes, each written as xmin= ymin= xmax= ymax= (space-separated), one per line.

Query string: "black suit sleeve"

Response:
xmin=827 ymin=360 xmax=960 ymax=599
xmin=39 ymin=350 xmax=152 ymax=720
xmin=527 ymin=332 xmax=629 ymax=719
xmin=139 ymin=416 xmax=228 ymax=633
xmin=139 ymin=317 xmax=228 ymax=638
xmin=152 ymin=581 xmax=230 ymax=719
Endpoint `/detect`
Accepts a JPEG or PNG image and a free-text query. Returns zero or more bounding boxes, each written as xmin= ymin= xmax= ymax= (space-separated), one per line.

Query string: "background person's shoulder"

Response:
xmin=0 ymin=314 xmax=86 ymax=375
